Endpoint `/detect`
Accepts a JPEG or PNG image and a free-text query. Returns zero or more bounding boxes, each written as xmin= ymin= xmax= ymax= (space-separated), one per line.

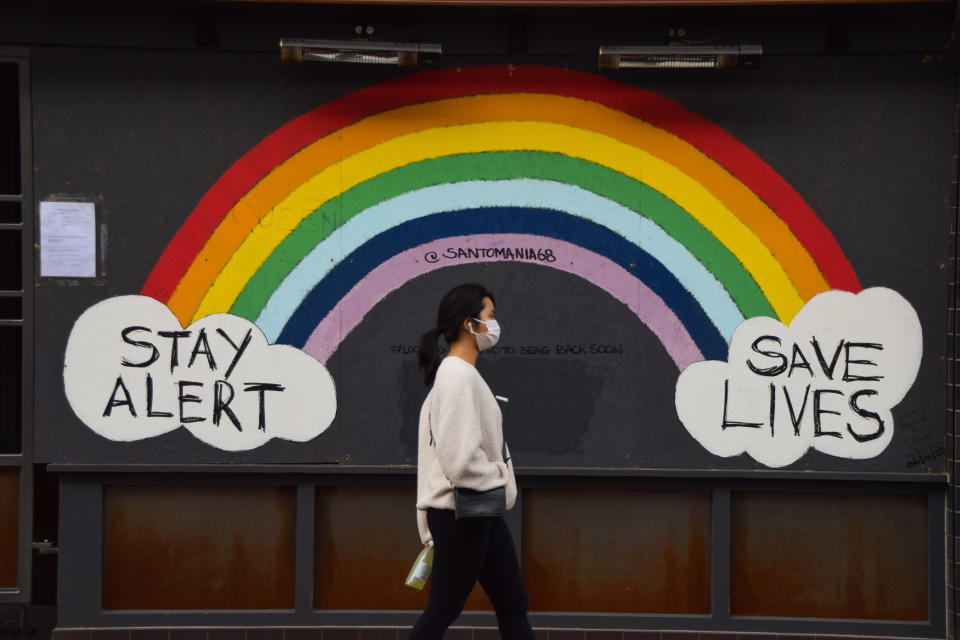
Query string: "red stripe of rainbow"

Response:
xmin=141 ymin=65 xmax=860 ymax=303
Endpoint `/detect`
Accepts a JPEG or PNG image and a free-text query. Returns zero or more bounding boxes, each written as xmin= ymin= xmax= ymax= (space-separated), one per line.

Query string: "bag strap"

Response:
xmin=428 ymin=392 xmax=435 ymax=447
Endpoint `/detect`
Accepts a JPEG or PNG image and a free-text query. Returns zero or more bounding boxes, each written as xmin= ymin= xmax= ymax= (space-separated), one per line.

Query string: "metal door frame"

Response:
xmin=0 ymin=47 xmax=35 ymax=605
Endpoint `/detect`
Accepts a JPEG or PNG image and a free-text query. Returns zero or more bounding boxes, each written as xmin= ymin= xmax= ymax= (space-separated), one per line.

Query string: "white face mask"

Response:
xmin=469 ymin=318 xmax=501 ymax=351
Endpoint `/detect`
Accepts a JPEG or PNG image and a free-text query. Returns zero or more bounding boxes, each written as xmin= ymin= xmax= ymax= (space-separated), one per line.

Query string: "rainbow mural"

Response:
xmin=141 ymin=65 xmax=860 ymax=370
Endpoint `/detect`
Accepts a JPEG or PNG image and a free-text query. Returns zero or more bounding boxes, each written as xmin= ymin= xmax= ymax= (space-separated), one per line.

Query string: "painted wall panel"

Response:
xmin=32 ymin=46 xmax=955 ymax=472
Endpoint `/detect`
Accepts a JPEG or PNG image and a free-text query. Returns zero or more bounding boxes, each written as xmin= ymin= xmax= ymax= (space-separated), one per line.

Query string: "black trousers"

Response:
xmin=409 ymin=508 xmax=535 ymax=640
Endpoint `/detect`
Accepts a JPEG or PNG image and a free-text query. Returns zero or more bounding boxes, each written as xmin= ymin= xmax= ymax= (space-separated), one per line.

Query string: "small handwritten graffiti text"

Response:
xmin=424 ymin=246 xmax=557 ymax=264
xmin=389 ymin=344 xmax=420 ymax=355
xmin=906 ymin=446 xmax=944 ymax=469
xmin=390 ymin=343 xmax=623 ymax=356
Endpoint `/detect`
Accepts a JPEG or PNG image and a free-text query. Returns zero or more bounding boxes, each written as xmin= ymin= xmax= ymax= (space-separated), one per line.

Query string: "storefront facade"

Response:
xmin=0 ymin=1 xmax=957 ymax=637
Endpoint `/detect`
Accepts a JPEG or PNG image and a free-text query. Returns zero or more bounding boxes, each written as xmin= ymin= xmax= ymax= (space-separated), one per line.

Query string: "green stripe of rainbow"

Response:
xmin=231 ymin=151 xmax=775 ymax=324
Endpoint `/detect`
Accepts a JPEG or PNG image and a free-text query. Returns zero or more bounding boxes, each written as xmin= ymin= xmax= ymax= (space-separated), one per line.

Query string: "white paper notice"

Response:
xmin=40 ymin=201 xmax=96 ymax=278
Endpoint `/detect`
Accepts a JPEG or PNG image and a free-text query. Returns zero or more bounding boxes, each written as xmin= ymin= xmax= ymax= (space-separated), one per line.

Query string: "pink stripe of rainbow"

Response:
xmin=303 ymin=234 xmax=703 ymax=368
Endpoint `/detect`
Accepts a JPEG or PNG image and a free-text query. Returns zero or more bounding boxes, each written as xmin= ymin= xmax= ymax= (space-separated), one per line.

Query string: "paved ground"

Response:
xmin=0 ymin=606 xmax=55 ymax=640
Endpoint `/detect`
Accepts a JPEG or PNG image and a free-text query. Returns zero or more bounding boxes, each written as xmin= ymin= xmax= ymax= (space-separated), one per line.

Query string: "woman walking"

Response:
xmin=410 ymin=283 xmax=535 ymax=640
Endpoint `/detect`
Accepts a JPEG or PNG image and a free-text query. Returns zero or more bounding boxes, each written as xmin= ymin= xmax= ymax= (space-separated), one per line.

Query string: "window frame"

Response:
xmin=0 ymin=48 xmax=35 ymax=606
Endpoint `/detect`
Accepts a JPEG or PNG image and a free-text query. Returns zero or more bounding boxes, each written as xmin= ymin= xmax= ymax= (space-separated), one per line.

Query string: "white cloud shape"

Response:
xmin=675 ymin=288 xmax=922 ymax=468
xmin=63 ymin=295 xmax=337 ymax=451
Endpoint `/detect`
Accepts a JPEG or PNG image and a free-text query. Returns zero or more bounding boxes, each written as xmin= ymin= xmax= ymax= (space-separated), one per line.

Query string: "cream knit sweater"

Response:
xmin=416 ymin=356 xmax=518 ymax=543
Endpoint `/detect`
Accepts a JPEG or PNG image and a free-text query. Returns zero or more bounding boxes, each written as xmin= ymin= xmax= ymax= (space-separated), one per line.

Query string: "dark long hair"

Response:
xmin=418 ymin=283 xmax=495 ymax=386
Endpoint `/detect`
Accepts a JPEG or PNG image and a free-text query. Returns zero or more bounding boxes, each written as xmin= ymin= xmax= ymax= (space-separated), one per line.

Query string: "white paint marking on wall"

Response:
xmin=674 ymin=287 xmax=922 ymax=468
xmin=63 ymin=295 xmax=337 ymax=451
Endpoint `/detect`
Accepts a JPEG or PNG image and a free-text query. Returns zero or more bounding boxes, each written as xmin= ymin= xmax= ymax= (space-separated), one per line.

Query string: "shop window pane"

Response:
xmin=522 ymin=488 xmax=711 ymax=613
xmin=0 ymin=470 xmax=18 ymax=587
xmin=0 ymin=297 xmax=22 ymax=320
xmin=32 ymin=464 xmax=59 ymax=604
xmin=314 ymin=485 xmax=493 ymax=610
xmin=731 ymin=491 xmax=927 ymax=620
xmin=0 ymin=326 xmax=22 ymax=454
xmin=0 ymin=202 xmax=19 ymax=223
xmin=103 ymin=485 xmax=296 ymax=610
xmin=0 ymin=230 xmax=21 ymax=290
xmin=0 ymin=63 xmax=19 ymax=196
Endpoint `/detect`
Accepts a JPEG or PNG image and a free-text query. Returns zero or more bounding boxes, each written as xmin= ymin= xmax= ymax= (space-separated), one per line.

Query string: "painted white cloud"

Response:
xmin=63 ymin=295 xmax=337 ymax=451
xmin=675 ymin=288 xmax=922 ymax=468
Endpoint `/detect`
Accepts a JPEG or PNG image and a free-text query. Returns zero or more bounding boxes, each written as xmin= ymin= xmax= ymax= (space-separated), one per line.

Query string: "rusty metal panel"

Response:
xmin=313 ymin=486 xmax=492 ymax=611
xmin=102 ymin=485 xmax=296 ymax=610
xmin=0 ymin=470 xmax=17 ymax=587
xmin=730 ymin=491 xmax=927 ymax=620
xmin=522 ymin=488 xmax=711 ymax=613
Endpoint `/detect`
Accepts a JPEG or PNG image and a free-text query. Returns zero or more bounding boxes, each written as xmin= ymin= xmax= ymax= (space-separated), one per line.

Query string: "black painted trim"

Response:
xmin=47 ymin=464 xmax=950 ymax=484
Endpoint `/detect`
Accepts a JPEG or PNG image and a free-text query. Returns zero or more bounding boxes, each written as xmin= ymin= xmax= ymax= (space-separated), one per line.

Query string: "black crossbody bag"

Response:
xmin=428 ymin=396 xmax=507 ymax=520
xmin=452 ymin=485 xmax=506 ymax=520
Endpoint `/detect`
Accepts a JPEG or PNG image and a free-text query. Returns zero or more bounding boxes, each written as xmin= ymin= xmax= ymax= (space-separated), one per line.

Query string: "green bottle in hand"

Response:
xmin=405 ymin=542 xmax=434 ymax=590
